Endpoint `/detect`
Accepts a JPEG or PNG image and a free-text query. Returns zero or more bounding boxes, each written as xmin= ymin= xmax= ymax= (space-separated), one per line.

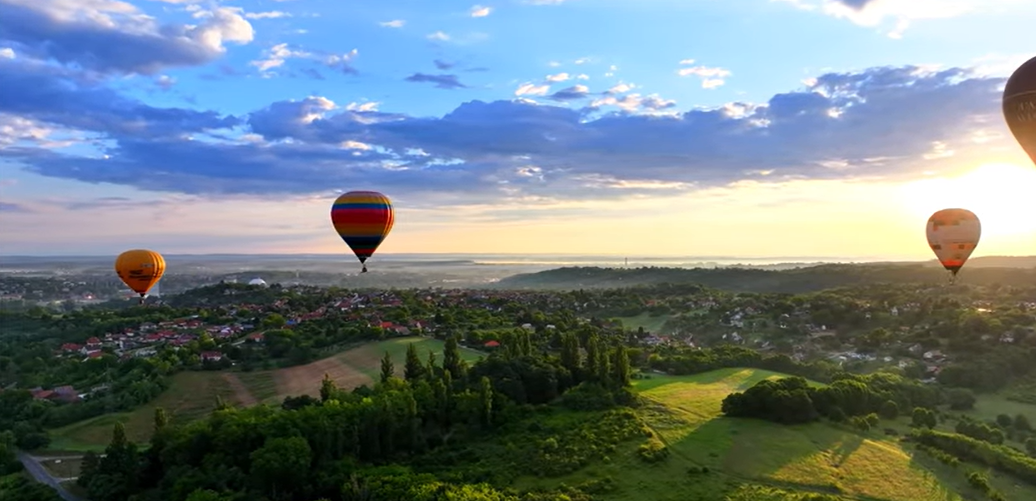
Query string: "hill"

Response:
xmin=47 ymin=337 xmax=485 ymax=451
xmin=501 ymin=368 xmax=1034 ymax=501
xmin=493 ymin=262 xmax=1036 ymax=292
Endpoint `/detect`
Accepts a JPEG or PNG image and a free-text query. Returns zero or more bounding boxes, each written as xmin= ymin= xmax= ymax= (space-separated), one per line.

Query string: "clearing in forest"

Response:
xmin=273 ymin=355 xmax=372 ymax=398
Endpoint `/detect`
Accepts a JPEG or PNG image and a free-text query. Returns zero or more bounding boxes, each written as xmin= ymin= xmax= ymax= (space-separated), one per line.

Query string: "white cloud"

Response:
xmin=470 ymin=5 xmax=491 ymax=17
xmin=245 ymin=11 xmax=292 ymax=20
xmin=677 ymin=61 xmax=732 ymax=88
xmin=548 ymin=61 xmax=561 ymax=67
xmin=346 ymin=101 xmax=380 ymax=112
xmin=774 ymin=0 xmax=1025 ymax=37
xmin=607 ymin=82 xmax=634 ymax=94
xmin=250 ymin=43 xmax=309 ymax=72
xmin=515 ymin=82 xmax=550 ymax=96
xmin=249 ymin=44 xmax=358 ymax=75
xmin=427 ymin=31 xmax=451 ymax=41
xmin=0 ymin=48 xmax=14 ymax=59
xmin=155 ymin=75 xmax=175 ymax=90
xmin=380 ymin=19 xmax=405 ymax=28
xmin=576 ymin=74 xmax=589 ymax=80
xmin=545 ymin=72 xmax=569 ymax=82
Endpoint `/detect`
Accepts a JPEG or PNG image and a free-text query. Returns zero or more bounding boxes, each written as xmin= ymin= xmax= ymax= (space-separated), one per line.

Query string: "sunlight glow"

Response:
xmin=899 ymin=163 xmax=1036 ymax=238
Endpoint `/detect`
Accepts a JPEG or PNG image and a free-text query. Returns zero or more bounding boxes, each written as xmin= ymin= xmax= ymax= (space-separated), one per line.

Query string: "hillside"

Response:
xmin=47 ymin=337 xmax=485 ymax=450
xmin=530 ymin=369 xmax=1034 ymax=500
xmin=493 ymin=262 xmax=1036 ymax=292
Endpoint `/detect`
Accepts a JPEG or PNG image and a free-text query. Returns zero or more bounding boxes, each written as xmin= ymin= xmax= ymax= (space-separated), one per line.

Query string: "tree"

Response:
xmin=443 ymin=335 xmax=466 ymax=380
xmin=404 ymin=343 xmax=425 ymax=382
xmin=611 ymin=346 xmax=631 ymax=387
xmin=250 ymin=436 xmax=312 ymax=501
xmin=320 ymin=373 xmax=338 ymax=402
xmin=879 ymin=400 xmax=899 ymax=420
xmin=585 ymin=335 xmax=600 ymax=378
xmin=560 ymin=333 xmax=581 ymax=378
xmin=380 ymin=351 xmax=394 ymax=384
xmin=478 ymin=376 xmax=493 ymax=428
xmin=947 ymin=388 xmax=976 ymax=410
xmin=1015 ymin=414 xmax=1032 ymax=432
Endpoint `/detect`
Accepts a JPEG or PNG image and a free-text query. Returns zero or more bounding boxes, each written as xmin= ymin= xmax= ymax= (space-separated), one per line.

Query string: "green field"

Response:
xmin=48 ymin=336 xmax=485 ymax=451
xmin=512 ymin=368 xmax=1036 ymax=501
xmin=617 ymin=313 xmax=673 ymax=334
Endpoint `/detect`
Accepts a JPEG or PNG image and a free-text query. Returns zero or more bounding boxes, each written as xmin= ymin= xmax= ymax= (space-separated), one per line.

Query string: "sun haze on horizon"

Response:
xmin=0 ymin=0 xmax=1034 ymax=259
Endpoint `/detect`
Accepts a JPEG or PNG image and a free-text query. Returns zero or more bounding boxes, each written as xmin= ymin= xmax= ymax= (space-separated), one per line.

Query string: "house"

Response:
xmin=201 ymin=351 xmax=224 ymax=362
xmin=60 ymin=343 xmax=82 ymax=353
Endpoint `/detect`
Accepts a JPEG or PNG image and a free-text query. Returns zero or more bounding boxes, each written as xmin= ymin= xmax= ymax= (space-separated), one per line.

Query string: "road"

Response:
xmin=15 ymin=451 xmax=85 ymax=501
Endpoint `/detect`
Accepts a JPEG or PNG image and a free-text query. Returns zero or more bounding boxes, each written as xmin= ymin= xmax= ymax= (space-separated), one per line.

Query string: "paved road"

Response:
xmin=15 ymin=452 xmax=85 ymax=501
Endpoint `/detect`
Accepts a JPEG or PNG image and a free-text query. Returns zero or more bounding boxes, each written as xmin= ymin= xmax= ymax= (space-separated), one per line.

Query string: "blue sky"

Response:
xmin=1 ymin=0 xmax=1035 ymax=258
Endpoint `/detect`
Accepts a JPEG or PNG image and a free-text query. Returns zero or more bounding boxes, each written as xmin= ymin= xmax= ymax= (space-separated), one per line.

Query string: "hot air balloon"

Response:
xmin=330 ymin=191 xmax=394 ymax=273
xmin=1003 ymin=55 xmax=1036 ymax=166
xmin=926 ymin=209 xmax=981 ymax=282
xmin=114 ymin=249 xmax=166 ymax=304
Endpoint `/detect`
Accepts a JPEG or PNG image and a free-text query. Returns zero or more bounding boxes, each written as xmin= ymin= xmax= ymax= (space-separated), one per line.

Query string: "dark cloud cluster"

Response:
xmin=404 ymin=73 xmax=468 ymax=89
xmin=0 ymin=0 xmax=254 ymax=76
xmin=0 ymin=51 xmax=1012 ymax=205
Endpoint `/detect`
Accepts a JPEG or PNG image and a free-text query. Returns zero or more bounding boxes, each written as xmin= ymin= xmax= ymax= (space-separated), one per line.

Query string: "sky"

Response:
xmin=0 ymin=0 xmax=1035 ymax=260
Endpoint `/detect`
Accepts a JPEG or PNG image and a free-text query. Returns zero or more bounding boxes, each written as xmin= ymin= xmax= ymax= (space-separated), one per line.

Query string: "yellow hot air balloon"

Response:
xmin=925 ymin=209 xmax=980 ymax=283
xmin=115 ymin=249 xmax=166 ymax=304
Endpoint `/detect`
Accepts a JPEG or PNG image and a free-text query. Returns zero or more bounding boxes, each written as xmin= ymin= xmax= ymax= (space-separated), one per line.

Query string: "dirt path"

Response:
xmin=222 ymin=372 xmax=258 ymax=407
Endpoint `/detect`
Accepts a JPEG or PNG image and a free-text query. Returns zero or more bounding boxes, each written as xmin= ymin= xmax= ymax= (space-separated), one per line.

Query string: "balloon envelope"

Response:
xmin=330 ymin=191 xmax=394 ymax=267
xmin=925 ymin=209 xmax=981 ymax=275
xmin=115 ymin=249 xmax=166 ymax=296
xmin=1003 ymin=55 xmax=1036 ymax=166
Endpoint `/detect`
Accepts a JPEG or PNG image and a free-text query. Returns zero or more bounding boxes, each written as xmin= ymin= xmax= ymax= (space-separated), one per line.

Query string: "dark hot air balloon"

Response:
xmin=330 ymin=191 xmax=394 ymax=273
xmin=925 ymin=208 xmax=981 ymax=283
xmin=1003 ymin=55 xmax=1036 ymax=166
xmin=115 ymin=249 xmax=166 ymax=304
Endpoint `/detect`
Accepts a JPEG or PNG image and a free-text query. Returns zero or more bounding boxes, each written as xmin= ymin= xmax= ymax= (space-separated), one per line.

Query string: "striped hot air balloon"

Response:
xmin=926 ymin=208 xmax=981 ymax=282
xmin=330 ymin=191 xmax=394 ymax=273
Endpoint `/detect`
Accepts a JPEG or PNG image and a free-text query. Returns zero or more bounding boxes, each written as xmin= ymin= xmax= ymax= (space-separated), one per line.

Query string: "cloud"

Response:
xmin=677 ymin=60 xmax=732 ymax=88
xmin=434 ymin=59 xmax=455 ymax=70
xmin=549 ymin=84 xmax=590 ymax=101
xmin=0 ymin=58 xmax=238 ymax=141
xmin=251 ymin=44 xmax=358 ymax=76
xmin=427 ymin=31 xmax=450 ymax=41
xmin=515 ymin=82 xmax=550 ymax=96
xmin=0 ymin=0 xmax=254 ymax=75
xmin=245 ymin=11 xmax=292 ymax=20
xmin=404 ymin=73 xmax=467 ymax=89
xmin=0 ymin=47 xmax=13 ymax=59
xmin=0 ymin=63 xmax=1017 ymax=211
xmin=470 ymin=5 xmax=491 ymax=17
xmin=380 ymin=19 xmax=405 ymax=28
xmin=0 ymin=202 xmax=31 ymax=213
xmin=775 ymin=0 xmax=1000 ymax=38
xmin=545 ymin=73 xmax=569 ymax=82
